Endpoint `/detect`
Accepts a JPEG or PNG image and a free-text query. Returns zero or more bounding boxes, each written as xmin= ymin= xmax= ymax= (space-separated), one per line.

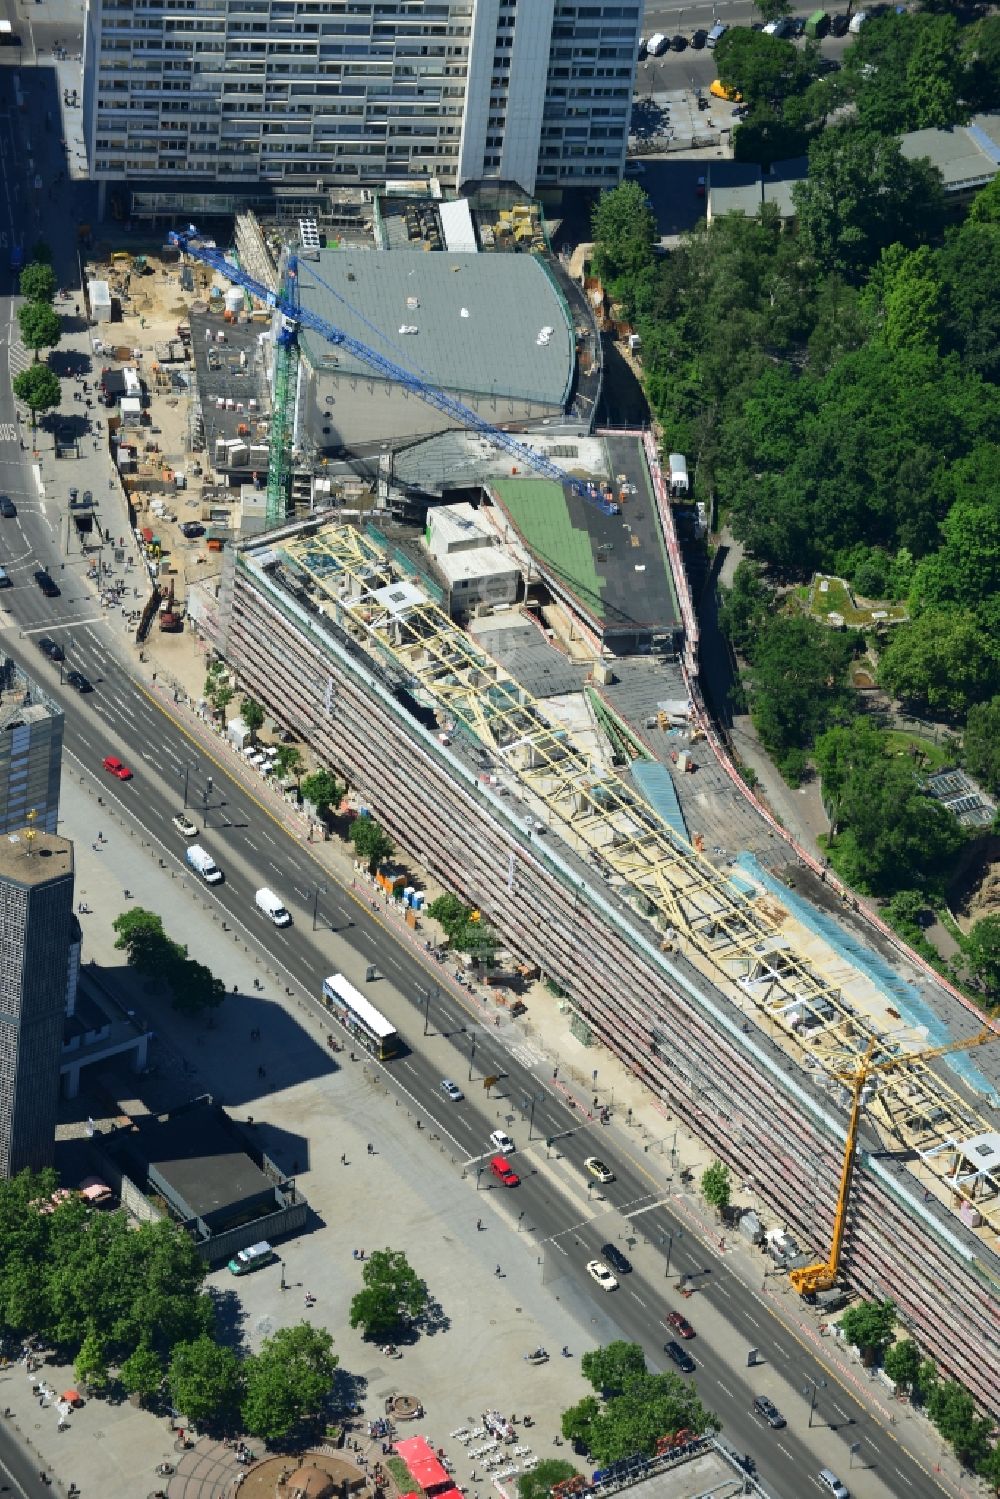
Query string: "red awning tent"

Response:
xmin=394 ymin=1437 xmax=459 ymax=1498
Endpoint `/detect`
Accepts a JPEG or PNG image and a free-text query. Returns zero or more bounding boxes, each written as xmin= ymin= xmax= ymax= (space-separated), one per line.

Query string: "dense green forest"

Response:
xmin=591 ymin=11 xmax=1000 ymax=986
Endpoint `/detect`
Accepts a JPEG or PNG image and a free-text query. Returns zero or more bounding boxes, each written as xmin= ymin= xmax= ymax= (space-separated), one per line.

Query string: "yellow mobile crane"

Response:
xmin=790 ymin=1025 xmax=1000 ymax=1296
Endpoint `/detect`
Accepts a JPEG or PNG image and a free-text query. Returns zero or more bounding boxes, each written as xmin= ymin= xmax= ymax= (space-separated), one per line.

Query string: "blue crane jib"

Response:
xmin=167 ymin=226 xmax=618 ymax=515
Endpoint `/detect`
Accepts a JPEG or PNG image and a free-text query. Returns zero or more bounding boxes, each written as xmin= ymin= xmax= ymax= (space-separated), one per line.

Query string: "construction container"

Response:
xmin=88 ymin=279 xmax=112 ymax=322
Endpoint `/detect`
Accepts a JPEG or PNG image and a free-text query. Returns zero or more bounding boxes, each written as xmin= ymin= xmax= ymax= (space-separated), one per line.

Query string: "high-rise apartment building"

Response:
xmin=0 ymin=657 xmax=63 ymax=838
xmin=0 ymin=830 xmax=75 ymax=1177
xmin=82 ymin=1 xmax=640 ymax=204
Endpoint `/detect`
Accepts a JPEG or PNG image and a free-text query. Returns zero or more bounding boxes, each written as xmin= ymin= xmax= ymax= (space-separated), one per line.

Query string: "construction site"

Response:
xmin=79 ymin=215 xmax=1000 ymax=1414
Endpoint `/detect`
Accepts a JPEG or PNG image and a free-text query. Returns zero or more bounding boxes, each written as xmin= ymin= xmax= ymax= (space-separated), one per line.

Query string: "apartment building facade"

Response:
xmin=82 ymin=0 xmax=639 ymax=203
xmin=0 ymin=657 xmax=63 ymax=839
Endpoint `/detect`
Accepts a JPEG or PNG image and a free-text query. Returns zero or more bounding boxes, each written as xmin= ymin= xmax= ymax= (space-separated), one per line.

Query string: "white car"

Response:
xmin=586 ymin=1259 xmax=619 ymax=1292
xmin=172 ymin=812 xmax=198 ymax=837
xmin=490 ymin=1129 xmax=515 ymax=1155
xmin=584 ymin=1156 xmax=615 ymax=1184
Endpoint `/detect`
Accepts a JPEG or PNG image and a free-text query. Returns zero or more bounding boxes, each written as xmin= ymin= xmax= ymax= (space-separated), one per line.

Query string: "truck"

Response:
xmin=668 ymin=452 xmax=690 ymax=496
xmin=805 ymin=9 xmax=830 ymax=38
xmin=186 ymin=844 xmax=223 ymax=884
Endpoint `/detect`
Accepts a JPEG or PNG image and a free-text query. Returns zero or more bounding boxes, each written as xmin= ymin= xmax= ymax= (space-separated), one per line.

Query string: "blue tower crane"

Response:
xmin=168 ymin=226 xmax=618 ymax=520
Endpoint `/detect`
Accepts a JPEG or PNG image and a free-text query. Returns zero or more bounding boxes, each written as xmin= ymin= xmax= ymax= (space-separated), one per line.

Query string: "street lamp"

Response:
xmin=311 ymin=882 xmax=329 ymax=931
xmin=659 ymin=1229 xmax=683 ymax=1278
xmin=802 ymin=1376 xmax=827 ymax=1427
xmin=176 ymin=759 xmax=199 ymax=808
xmin=524 ymin=1092 xmax=545 ymax=1140
xmin=422 ymin=985 xmax=439 ymax=1036
xmin=467 ymin=1029 xmax=477 ymax=1081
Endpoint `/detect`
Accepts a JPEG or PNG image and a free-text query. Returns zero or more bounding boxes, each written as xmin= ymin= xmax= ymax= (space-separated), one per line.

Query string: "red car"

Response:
xmin=666 ymin=1310 xmax=695 ymax=1339
xmin=489 ymin=1154 xmax=520 ymax=1187
xmin=102 ymin=755 xmax=133 ymax=781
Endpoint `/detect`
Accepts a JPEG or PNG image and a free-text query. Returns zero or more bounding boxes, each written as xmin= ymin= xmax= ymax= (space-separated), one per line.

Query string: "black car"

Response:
xmin=752 ymin=1396 xmax=786 ymax=1429
xmin=670 ymin=33 xmax=686 ymax=50
xmin=831 ymin=12 xmax=850 ymax=34
xmin=691 ymin=28 xmax=707 ymax=47
xmin=601 ymin=1243 xmax=633 ymax=1275
xmin=664 ymin=1340 xmax=696 ymax=1373
xmin=65 ymin=670 xmax=92 ymax=693
xmin=180 ymin=521 xmax=205 ymax=539
xmin=0 ymin=496 xmax=15 ymax=518
xmin=34 ymin=570 xmax=60 ymax=597
xmin=37 ymin=637 xmax=64 ymax=662
xmin=790 ymin=16 xmax=806 ymax=35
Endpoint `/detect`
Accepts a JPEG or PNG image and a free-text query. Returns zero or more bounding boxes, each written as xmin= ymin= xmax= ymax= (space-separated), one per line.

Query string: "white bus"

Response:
xmin=322 ymin=973 xmax=399 ymax=1060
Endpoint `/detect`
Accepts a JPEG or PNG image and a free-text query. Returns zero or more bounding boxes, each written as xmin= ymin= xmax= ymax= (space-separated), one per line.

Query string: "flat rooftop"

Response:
xmin=0 ymin=831 xmax=73 ymax=886
xmin=491 ymin=435 xmax=679 ymax=639
xmin=141 ymin=1105 xmax=273 ymax=1220
xmin=295 ymin=249 xmax=575 ymax=407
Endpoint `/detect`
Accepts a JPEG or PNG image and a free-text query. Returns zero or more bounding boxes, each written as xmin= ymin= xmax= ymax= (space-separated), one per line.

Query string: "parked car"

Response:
xmin=102 ymin=755 xmax=133 ymax=780
xmin=586 ymin=1259 xmax=619 ymax=1292
xmin=440 ymin=1078 xmax=464 ymax=1102
xmin=181 ymin=521 xmax=205 ymax=539
xmin=752 ymin=1395 xmax=786 ymax=1428
xmin=831 ymin=12 xmax=850 ymax=33
xmin=670 ymin=33 xmax=686 ymax=50
xmin=172 ymin=812 xmax=198 ymax=837
xmin=34 ymin=569 xmax=60 ymax=597
xmin=664 ymin=1340 xmax=696 ymax=1373
xmin=666 ymin=1310 xmax=695 ymax=1339
xmin=0 ymin=496 xmax=16 ymax=518
xmin=37 ymin=637 xmax=64 ymax=662
xmin=65 ymin=670 xmax=92 ymax=693
xmin=600 ymin=1243 xmax=632 ymax=1275
xmin=585 ymin=1156 xmax=615 ymax=1183
xmin=691 ymin=28 xmax=708 ymax=47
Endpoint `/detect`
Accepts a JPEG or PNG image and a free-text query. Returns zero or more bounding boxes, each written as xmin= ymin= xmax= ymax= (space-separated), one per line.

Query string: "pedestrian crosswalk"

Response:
xmin=7 ymin=336 xmax=31 ymax=380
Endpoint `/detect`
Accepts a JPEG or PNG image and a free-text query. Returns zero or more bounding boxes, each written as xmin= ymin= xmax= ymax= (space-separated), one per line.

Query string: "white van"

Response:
xmin=647 ymin=32 xmax=668 ymax=55
xmin=706 ymin=22 xmax=727 ymax=48
xmin=186 ymin=844 xmax=223 ymax=884
xmin=228 ymin=1240 xmax=277 ymax=1276
xmin=255 ymin=887 xmax=292 ymax=926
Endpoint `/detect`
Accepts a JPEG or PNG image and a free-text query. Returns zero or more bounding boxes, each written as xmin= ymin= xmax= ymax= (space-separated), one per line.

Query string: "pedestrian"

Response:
xmin=476 ymin=1219 xmax=483 ymax=1231
xmin=341 ymin=1153 xmax=347 ymax=1165
xmin=495 ymin=1264 xmax=501 ymax=1277
xmin=367 ymin=1142 xmax=373 ymax=1155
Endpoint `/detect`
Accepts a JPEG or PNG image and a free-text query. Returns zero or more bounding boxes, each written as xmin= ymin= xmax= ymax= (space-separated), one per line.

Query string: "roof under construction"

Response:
xmin=294 ymin=249 xmax=575 ymax=408
xmin=270 ymin=520 xmax=1000 ymax=1251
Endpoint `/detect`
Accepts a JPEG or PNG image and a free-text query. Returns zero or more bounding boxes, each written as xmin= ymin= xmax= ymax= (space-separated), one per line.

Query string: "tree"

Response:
xmin=18 ymin=262 xmax=57 ymax=303
xmin=349 ymin=816 xmax=394 ymax=874
xmin=963 ymin=698 xmax=1000 ymax=794
xmin=242 ymin=1322 xmax=338 ymax=1443
xmin=878 ymin=610 xmax=999 ymax=717
xmin=581 ymin=1342 xmax=648 ymax=1397
xmin=348 ymin=1248 xmax=428 ymax=1340
xmin=839 ymin=1299 xmax=897 ymax=1355
xmin=560 ymin=1371 xmax=719 ymax=1465
xmin=978 ymin=1441 xmax=1000 ymax=1493
xmin=794 ymin=124 xmax=945 ymax=279
xmin=715 ymin=30 xmax=802 ymax=107
xmin=883 ymin=1338 xmax=921 ymax=1392
xmin=120 ymin=1341 xmax=165 ymax=1404
xmin=701 ymin=1162 xmax=731 ymax=1216
xmin=927 ymin=1379 xmax=991 ymax=1467
xmin=916 ymin=1357 xmax=940 ymax=1406
xmin=17 ymin=301 xmax=62 ymax=362
xmin=965 ymin=916 xmax=1000 ymax=999
xmin=754 ymin=0 xmax=791 ymax=19
xmin=168 ymin=1336 xmax=245 ymax=1427
xmin=12 ymin=364 xmax=60 ymax=429
xmin=74 ymin=1330 xmax=110 ymax=1392
xmin=590 ymin=182 xmax=657 ymax=294
xmin=173 ymin=957 xmax=226 ymax=1019
xmin=741 ymin=614 xmax=856 ymax=782
xmin=717 ymin=562 xmax=772 ymax=657
xmin=274 ymin=746 xmax=304 ymax=786
xmin=240 ymin=696 xmax=265 ymax=737
xmin=300 ymin=768 xmax=344 ymax=815
xmin=517 ymin=1460 xmax=579 ymax=1499
xmin=112 ymin=908 xmax=182 ymax=980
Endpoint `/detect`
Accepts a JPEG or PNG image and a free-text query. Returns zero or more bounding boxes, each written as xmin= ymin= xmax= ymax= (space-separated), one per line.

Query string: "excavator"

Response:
xmin=790 ymin=1024 xmax=1000 ymax=1296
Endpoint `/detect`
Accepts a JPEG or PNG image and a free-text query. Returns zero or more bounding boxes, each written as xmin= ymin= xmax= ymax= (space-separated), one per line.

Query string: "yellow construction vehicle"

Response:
xmin=790 ymin=1025 xmax=1000 ymax=1296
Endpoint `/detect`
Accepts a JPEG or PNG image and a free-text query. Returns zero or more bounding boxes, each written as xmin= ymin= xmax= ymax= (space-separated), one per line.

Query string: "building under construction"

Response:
xmin=216 ymin=515 xmax=1000 ymax=1413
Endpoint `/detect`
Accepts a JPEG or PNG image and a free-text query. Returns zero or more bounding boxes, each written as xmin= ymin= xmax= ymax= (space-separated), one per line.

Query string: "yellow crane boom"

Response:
xmin=789 ymin=1025 xmax=999 ymax=1297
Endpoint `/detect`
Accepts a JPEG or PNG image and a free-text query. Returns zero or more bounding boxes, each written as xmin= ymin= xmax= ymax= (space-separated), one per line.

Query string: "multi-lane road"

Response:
xmin=0 ymin=38 xmax=952 ymax=1499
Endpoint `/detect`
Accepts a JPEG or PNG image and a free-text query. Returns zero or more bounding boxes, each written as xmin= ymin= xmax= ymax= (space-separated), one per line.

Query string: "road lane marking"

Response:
xmin=716 ymin=1380 xmax=733 ymax=1398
